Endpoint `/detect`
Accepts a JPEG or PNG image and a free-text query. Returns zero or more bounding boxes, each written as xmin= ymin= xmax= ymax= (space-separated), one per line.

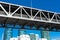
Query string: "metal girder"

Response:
xmin=0 ymin=2 xmax=60 ymax=24
xmin=0 ymin=2 xmax=60 ymax=31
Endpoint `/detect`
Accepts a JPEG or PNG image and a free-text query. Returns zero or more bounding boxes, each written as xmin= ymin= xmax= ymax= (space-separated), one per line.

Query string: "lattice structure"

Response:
xmin=0 ymin=2 xmax=60 ymax=31
xmin=0 ymin=1 xmax=60 ymax=40
xmin=0 ymin=2 xmax=60 ymax=24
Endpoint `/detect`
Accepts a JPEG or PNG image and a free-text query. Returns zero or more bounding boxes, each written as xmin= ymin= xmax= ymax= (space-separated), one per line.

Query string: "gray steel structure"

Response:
xmin=0 ymin=1 xmax=60 ymax=40
xmin=0 ymin=2 xmax=60 ymax=31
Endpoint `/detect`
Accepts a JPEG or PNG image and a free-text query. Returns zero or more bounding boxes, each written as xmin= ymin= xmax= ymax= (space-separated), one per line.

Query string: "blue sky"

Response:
xmin=0 ymin=0 xmax=60 ymax=40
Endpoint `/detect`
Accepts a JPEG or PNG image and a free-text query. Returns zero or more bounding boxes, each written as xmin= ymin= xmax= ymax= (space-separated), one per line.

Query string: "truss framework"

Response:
xmin=0 ymin=2 xmax=59 ymax=40
xmin=0 ymin=2 xmax=60 ymax=24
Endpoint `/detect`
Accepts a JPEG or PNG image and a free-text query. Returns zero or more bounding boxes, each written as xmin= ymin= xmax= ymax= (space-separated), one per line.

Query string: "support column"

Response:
xmin=41 ymin=31 xmax=50 ymax=40
xmin=3 ymin=28 xmax=12 ymax=40
xmin=18 ymin=29 xmax=26 ymax=36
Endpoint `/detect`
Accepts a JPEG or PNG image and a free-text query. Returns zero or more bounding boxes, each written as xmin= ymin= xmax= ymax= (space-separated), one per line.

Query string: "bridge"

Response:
xmin=0 ymin=1 xmax=60 ymax=40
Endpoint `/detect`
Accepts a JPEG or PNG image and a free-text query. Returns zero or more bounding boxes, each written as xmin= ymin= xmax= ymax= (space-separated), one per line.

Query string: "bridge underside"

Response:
xmin=0 ymin=16 xmax=60 ymax=31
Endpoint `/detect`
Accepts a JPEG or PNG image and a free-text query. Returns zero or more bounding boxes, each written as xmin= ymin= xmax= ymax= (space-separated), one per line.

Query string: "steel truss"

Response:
xmin=0 ymin=2 xmax=60 ymax=24
xmin=0 ymin=2 xmax=60 ymax=31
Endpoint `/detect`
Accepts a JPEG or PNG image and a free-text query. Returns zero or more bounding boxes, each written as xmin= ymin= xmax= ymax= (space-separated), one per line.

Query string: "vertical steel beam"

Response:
xmin=3 ymin=28 xmax=12 ymax=40
xmin=41 ymin=31 xmax=50 ymax=40
xmin=18 ymin=29 xmax=26 ymax=36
